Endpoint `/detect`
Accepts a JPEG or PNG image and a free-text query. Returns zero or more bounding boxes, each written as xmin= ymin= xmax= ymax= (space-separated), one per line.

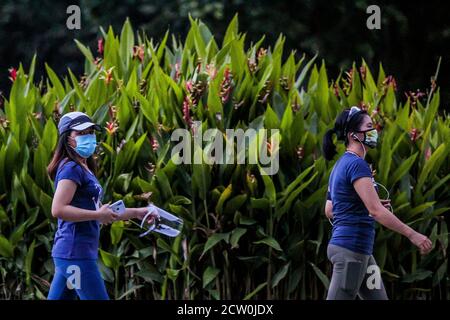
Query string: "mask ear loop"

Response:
xmin=352 ymin=133 xmax=367 ymax=158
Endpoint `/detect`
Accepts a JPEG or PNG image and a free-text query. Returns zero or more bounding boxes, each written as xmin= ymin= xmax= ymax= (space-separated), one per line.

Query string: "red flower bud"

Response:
xmin=409 ymin=128 xmax=419 ymax=142
xmin=8 ymin=67 xmax=17 ymax=82
xmin=97 ymin=39 xmax=104 ymax=55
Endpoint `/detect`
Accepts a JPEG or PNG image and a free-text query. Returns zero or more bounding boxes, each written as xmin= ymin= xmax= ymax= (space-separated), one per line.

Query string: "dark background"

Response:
xmin=1 ymin=0 xmax=449 ymax=110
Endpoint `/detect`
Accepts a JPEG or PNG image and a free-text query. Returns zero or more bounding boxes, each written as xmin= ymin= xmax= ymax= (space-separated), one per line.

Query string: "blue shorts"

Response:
xmin=47 ymin=258 xmax=109 ymax=300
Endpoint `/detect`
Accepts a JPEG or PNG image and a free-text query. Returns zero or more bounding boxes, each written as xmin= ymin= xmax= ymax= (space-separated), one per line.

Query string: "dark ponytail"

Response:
xmin=322 ymin=128 xmax=338 ymax=160
xmin=322 ymin=108 xmax=368 ymax=161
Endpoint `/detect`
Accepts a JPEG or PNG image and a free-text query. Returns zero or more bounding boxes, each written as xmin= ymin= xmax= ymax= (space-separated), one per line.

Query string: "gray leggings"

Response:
xmin=326 ymin=244 xmax=388 ymax=300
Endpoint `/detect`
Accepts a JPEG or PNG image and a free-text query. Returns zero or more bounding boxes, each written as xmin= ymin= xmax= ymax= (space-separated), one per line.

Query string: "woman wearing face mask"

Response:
xmin=322 ymin=106 xmax=433 ymax=300
xmin=46 ymin=111 xmax=156 ymax=300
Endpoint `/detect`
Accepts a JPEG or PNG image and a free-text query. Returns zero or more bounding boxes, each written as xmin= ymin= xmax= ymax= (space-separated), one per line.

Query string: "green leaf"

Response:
xmin=203 ymin=266 xmax=220 ymax=288
xmin=74 ymin=39 xmax=95 ymax=64
xmin=389 ymin=152 xmax=418 ymax=186
xmin=309 ymin=262 xmax=329 ymax=289
xmin=201 ymin=232 xmax=230 ymax=257
xmin=230 ymin=228 xmax=247 ymax=248
xmin=259 ymin=168 xmax=276 ymax=207
xmin=25 ymin=240 xmax=36 ymax=286
xmin=243 ymin=282 xmax=267 ymax=300
xmin=224 ymin=194 xmax=247 ymax=215
xmin=110 ymin=221 xmax=124 ymax=245
xmin=120 ymin=18 xmax=135 ymax=70
xmin=135 ymin=268 xmax=163 ymax=284
xmin=271 ymin=262 xmax=290 ymax=288
xmin=402 ymin=269 xmax=433 ymax=283
xmin=0 ymin=235 xmax=14 ymax=258
xmin=295 ymin=53 xmax=318 ymax=89
xmin=45 ymin=63 xmax=66 ymax=100
xmin=264 ymin=104 xmax=280 ymax=130
xmin=215 ymin=184 xmax=233 ymax=216
xmin=253 ymin=236 xmax=282 ymax=251
xmin=222 ymin=13 xmax=239 ymax=46
xmin=416 ymin=143 xmax=448 ymax=193
xmin=42 ymin=119 xmax=58 ymax=153
xmin=99 ymin=249 xmax=120 ymax=270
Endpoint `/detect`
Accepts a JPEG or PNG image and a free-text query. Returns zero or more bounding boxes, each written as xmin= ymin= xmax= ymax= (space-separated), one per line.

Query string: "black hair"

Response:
xmin=322 ymin=108 xmax=369 ymax=160
xmin=47 ymin=130 xmax=97 ymax=180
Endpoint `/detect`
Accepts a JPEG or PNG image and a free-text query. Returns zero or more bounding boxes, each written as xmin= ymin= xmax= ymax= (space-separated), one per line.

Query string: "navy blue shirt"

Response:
xmin=327 ymin=152 xmax=377 ymax=255
xmin=51 ymin=159 xmax=103 ymax=260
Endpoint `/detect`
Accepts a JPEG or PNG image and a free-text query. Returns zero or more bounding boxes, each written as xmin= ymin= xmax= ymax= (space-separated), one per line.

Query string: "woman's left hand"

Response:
xmin=380 ymin=199 xmax=392 ymax=210
xmin=135 ymin=207 xmax=158 ymax=224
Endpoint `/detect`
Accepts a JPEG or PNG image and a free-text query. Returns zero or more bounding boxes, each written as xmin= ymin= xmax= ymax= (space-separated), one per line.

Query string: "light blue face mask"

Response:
xmin=72 ymin=134 xmax=97 ymax=158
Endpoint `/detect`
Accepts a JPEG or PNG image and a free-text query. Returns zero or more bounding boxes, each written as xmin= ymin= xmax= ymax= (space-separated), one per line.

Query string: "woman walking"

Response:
xmin=322 ymin=106 xmax=432 ymax=300
xmin=46 ymin=111 xmax=155 ymax=300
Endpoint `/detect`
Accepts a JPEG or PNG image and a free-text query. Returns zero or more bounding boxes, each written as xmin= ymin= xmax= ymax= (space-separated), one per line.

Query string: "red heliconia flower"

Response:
xmin=174 ymin=62 xmax=181 ymax=82
xmin=105 ymin=120 xmax=119 ymax=135
xmin=342 ymin=68 xmax=353 ymax=95
xmin=149 ymin=136 xmax=159 ymax=151
xmin=404 ymin=89 xmax=426 ymax=106
xmin=108 ymin=104 xmax=117 ymax=121
xmin=206 ymin=63 xmax=217 ymax=81
xmin=219 ymin=67 xmax=232 ymax=104
xmin=257 ymin=48 xmax=267 ymax=62
xmin=383 ymin=75 xmax=397 ymax=91
xmin=333 ymin=83 xmax=340 ymax=97
xmin=409 ymin=128 xmax=419 ymax=142
xmin=425 ymin=147 xmax=432 ymax=161
xmin=133 ymin=45 xmax=145 ymax=63
xmin=266 ymin=141 xmax=272 ymax=156
xmin=371 ymin=106 xmax=380 ymax=117
xmin=100 ymin=67 xmax=114 ymax=85
xmin=185 ymin=80 xmax=193 ymax=93
xmin=358 ymin=101 xmax=368 ymax=111
xmin=97 ymin=39 xmax=104 ymax=55
xmin=8 ymin=67 xmax=17 ymax=82
xmin=359 ymin=66 xmax=367 ymax=80
xmin=375 ymin=123 xmax=382 ymax=132
xmin=182 ymin=96 xmax=192 ymax=126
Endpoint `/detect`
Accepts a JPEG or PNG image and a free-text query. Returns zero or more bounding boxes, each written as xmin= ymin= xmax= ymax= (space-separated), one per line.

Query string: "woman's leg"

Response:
xmin=47 ymin=258 xmax=78 ymax=300
xmin=357 ymin=255 xmax=388 ymax=300
xmin=74 ymin=259 xmax=110 ymax=300
xmin=326 ymin=244 xmax=370 ymax=300
xmin=47 ymin=258 xmax=109 ymax=300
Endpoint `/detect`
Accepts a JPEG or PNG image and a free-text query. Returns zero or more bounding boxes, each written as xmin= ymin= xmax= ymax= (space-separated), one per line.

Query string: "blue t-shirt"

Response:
xmin=327 ymin=152 xmax=377 ymax=255
xmin=51 ymin=159 xmax=103 ymax=260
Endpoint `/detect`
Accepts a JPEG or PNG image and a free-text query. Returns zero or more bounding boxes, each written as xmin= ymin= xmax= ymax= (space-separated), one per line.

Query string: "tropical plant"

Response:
xmin=0 ymin=16 xmax=449 ymax=299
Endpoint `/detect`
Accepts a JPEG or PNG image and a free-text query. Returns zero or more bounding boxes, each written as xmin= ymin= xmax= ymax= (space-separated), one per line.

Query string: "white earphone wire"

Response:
xmin=350 ymin=134 xmax=394 ymax=214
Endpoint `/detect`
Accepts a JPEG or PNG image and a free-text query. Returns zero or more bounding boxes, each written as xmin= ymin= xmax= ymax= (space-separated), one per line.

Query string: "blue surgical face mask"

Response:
xmin=72 ymin=134 xmax=97 ymax=158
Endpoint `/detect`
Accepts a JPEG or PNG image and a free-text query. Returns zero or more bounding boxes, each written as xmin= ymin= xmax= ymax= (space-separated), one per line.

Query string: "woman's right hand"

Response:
xmin=96 ymin=204 xmax=119 ymax=225
xmin=408 ymin=231 xmax=433 ymax=255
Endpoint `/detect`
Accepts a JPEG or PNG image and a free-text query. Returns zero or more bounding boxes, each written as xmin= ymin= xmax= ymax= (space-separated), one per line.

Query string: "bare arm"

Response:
xmin=116 ymin=208 xmax=139 ymax=220
xmin=353 ymin=177 xmax=432 ymax=254
xmin=51 ymin=179 xmax=117 ymax=224
xmin=116 ymin=207 xmax=158 ymax=225
xmin=325 ymin=200 xmax=333 ymax=219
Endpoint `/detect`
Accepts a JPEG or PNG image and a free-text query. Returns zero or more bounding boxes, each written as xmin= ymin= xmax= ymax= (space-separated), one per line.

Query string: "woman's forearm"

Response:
xmin=116 ymin=208 xmax=138 ymax=220
xmin=372 ymin=205 xmax=414 ymax=238
xmin=53 ymin=205 xmax=100 ymax=222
